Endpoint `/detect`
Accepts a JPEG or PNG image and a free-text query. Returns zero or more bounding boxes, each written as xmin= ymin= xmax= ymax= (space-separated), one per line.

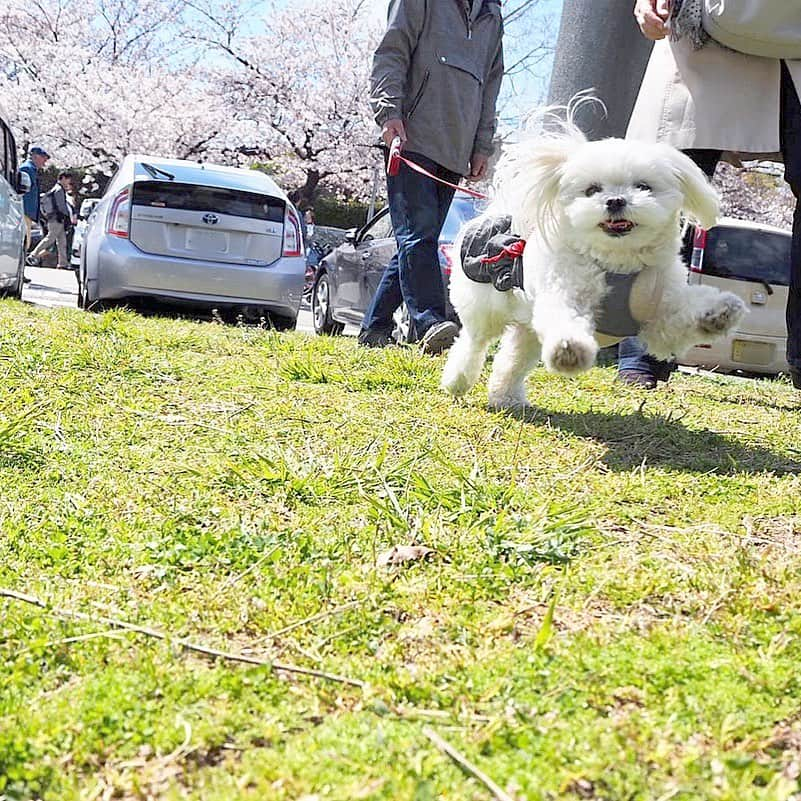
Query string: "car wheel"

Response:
xmin=311 ymin=272 xmax=344 ymax=335
xmin=393 ymin=302 xmax=412 ymax=343
xmin=78 ymin=254 xmax=102 ymax=312
xmin=12 ymin=245 xmax=25 ymax=298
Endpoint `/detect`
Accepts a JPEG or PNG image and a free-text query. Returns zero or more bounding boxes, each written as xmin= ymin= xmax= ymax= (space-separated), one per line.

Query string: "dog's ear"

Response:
xmin=662 ymin=145 xmax=720 ymax=229
xmin=496 ymin=138 xmax=574 ymax=243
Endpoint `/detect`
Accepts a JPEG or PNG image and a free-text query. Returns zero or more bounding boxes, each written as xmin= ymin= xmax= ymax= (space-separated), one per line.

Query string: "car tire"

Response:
xmin=393 ymin=302 xmax=412 ymax=344
xmin=78 ymin=254 xmax=102 ymax=312
xmin=311 ymin=271 xmax=344 ymax=336
xmin=11 ymin=245 xmax=25 ymax=299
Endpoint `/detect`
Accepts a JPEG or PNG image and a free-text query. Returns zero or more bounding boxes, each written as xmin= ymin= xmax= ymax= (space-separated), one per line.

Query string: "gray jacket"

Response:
xmin=370 ymin=0 xmax=504 ymax=176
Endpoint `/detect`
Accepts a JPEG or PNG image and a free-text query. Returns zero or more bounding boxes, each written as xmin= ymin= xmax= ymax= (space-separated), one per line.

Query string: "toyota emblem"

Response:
xmin=202 ymin=213 xmax=219 ymax=225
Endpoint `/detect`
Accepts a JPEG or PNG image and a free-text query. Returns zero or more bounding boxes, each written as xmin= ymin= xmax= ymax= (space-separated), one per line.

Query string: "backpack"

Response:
xmin=39 ymin=186 xmax=60 ymax=219
xmin=702 ymin=1 xmax=801 ymax=60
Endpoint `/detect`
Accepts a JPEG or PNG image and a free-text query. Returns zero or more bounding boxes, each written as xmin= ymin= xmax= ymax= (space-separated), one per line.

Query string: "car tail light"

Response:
xmin=689 ymin=227 xmax=707 ymax=273
xmin=283 ymin=207 xmax=302 ymax=257
xmin=107 ymin=189 xmax=130 ymax=238
xmin=439 ymin=243 xmax=454 ymax=276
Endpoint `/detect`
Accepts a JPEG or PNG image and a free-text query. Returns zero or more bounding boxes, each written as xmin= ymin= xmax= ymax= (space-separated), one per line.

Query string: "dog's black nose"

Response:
xmin=606 ymin=196 xmax=627 ymax=213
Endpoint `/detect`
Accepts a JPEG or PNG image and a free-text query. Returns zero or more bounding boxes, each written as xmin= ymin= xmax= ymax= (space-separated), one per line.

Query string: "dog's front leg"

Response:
xmin=532 ymin=293 xmax=598 ymax=376
xmin=640 ymin=283 xmax=747 ymax=361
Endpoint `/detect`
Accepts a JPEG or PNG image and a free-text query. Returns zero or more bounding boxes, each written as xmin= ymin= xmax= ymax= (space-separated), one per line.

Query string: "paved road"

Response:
xmin=19 ymin=266 xmax=324 ymax=334
xmin=22 ymin=266 xmax=79 ymax=308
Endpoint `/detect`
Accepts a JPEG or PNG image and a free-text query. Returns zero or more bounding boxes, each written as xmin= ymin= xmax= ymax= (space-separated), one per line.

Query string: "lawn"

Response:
xmin=1 ymin=299 xmax=800 ymax=801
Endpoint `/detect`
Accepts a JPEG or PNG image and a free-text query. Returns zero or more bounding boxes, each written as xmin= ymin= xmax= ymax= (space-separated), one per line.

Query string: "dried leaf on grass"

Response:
xmin=377 ymin=545 xmax=435 ymax=568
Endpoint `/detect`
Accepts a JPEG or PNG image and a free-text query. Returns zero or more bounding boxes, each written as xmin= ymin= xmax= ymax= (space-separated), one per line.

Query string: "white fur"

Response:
xmin=442 ymin=111 xmax=747 ymax=410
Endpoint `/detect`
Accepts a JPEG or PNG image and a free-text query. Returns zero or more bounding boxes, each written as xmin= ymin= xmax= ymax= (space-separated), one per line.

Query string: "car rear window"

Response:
xmin=133 ymin=181 xmax=284 ymax=222
xmin=702 ymin=225 xmax=791 ymax=286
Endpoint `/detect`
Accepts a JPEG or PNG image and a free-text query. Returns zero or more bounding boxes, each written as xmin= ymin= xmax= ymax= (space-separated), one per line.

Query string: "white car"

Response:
xmin=679 ymin=217 xmax=792 ymax=375
xmin=0 ymin=102 xmax=30 ymax=298
xmin=79 ymin=155 xmax=305 ymax=327
xmin=70 ymin=198 xmax=101 ymax=270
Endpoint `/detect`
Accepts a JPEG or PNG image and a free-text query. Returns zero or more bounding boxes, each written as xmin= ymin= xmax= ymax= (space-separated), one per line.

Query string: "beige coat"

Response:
xmin=627 ymin=38 xmax=801 ymax=161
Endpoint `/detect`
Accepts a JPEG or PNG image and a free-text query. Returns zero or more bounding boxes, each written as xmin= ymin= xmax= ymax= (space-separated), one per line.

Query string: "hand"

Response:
xmin=467 ymin=152 xmax=488 ymax=182
xmin=634 ymin=0 xmax=670 ymax=40
xmin=381 ymin=118 xmax=407 ymax=149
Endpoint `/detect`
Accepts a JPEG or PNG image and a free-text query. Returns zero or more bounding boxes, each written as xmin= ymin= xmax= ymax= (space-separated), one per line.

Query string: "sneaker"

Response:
xmin=419 ymin=320 xmax=459 ymax=355
xmin=357 ymin=329 xmax=396 ymax=349
xmin=617 ymin=369 xmax=657 ymax=390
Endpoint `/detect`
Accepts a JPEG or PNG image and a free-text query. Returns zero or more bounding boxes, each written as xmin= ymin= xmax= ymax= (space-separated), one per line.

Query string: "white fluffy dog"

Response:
xmin=441 ymin=112 xmax=747 ymax=410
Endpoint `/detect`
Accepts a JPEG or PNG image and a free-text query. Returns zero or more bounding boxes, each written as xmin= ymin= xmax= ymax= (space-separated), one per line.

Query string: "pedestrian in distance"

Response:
xmin=618 ymin=0 xmax=801 ymax=390
xmin=18 ymin=145 xmax=49 ymax=252
xmin=27 ymin=171 xmax=76 ymax=270
xmin=360 ymin=0 xmax=504 ymax=354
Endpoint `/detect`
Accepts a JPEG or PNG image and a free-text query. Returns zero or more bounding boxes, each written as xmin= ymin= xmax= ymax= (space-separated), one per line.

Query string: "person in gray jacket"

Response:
xmin=359 ymin=0 xmax=504 ymax=354
xmin=27 ymin=172 xmax=76 ymax=270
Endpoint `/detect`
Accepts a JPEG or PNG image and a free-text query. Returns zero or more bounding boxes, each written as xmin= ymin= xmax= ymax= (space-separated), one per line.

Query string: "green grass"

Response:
xmin=1 ymin=299 xmax=801 ymax=801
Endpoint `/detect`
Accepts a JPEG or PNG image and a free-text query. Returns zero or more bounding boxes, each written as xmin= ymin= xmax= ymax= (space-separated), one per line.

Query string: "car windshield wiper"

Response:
xmin=760 ymin=279 xmax=774 ymax=296
xmin=141 ymin=162 xmax=175 ymax=181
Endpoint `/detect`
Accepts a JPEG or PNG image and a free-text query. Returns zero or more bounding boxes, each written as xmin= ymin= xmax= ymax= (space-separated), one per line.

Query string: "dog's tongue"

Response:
xmin=606 ymin=220 xmax=633 ymax=232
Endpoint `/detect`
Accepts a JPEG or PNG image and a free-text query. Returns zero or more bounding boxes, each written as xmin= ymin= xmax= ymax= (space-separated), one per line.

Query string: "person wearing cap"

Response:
xmin=27 ymin=171 xmax=75 ymax=270
xmin=19 ymin=146 xmax=50 ymax=250
xmin=360 ymin=0 xmax=504 ymax=354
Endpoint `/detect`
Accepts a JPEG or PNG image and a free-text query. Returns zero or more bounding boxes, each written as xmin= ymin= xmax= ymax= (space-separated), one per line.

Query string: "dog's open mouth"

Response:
xmin=599 ymin=219 xmax=636 ymax=237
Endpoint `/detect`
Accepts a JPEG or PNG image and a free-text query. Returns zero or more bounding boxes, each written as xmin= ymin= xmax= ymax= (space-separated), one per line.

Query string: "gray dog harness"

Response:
xmin=460 ymin=215 xmax=643 ymax=339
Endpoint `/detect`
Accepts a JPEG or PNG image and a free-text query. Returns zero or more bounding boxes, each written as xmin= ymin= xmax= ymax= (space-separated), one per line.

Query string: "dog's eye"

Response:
xmin=584 ymin=184 xmax=602 ymax=197
xmin=635 ymin=182 xmax=652 ymax=192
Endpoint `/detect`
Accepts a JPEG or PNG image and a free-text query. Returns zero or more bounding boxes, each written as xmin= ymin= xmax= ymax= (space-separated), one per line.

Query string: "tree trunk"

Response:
xmin=547 ymin=1 xmax=653 ymax=140
xmin=290 ymin=170 xmax=321 ymax=211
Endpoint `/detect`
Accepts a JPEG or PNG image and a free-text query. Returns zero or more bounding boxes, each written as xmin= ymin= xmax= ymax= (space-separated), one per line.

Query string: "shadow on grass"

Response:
xmin=511 ymin=405 xmax=801 ymax=474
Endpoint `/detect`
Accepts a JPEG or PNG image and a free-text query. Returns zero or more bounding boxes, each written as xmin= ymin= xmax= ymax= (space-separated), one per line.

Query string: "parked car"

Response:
xmin=79 ymin=155 xmax=305 ymax=327
xmin=70 ymin=197 xmax=101 ymax=270
xmin=310 ymin=195 xmax=484 ymax=339
xmin=679 ymin=217 xmax=792 ymax=375
xmin=0 ymin=103 xmax=31 ymax=298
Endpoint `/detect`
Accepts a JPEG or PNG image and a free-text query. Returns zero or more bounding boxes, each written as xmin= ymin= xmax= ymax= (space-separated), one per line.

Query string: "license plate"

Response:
xmin=186 ymin=229 xmax=227 ymax=253
xmin=732 ymin=339 xmax=774 ymax=365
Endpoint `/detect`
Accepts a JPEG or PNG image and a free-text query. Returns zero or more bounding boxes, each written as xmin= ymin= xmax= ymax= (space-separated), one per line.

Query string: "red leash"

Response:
xmin=387 ymin=137 xmax=488 ymax=200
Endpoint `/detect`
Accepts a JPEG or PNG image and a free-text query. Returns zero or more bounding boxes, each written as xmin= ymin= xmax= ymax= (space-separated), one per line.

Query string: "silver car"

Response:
xmin=0 ymin=103 xmax=30 ymax=298
xmin=79 ymin=155 xmax=305 ymax=327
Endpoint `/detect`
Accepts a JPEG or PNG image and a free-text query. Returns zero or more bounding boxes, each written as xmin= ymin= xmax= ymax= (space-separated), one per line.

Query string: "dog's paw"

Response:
xmin=542 ymin=335 xmax=597 ymax=375
xmin=488 ymin=392 xmax=530 ymax=413
xmin=697 ymin=293 xmax=747 ymax=335
xmin=441 ymin=369 xmax=473 ymax=397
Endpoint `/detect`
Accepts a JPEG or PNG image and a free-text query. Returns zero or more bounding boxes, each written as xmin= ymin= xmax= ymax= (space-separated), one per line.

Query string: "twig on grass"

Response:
xmin=422 ymin=726 xmax=516 ymax=801
xmin=260 ymin=599 xmax=363 ymax=643
xmin=1 ymin=588 xmax=366 ymax=689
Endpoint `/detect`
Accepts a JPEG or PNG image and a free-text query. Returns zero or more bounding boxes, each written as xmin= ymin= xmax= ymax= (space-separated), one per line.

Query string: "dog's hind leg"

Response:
xmin=487 ymin=324 xmax=541 ymax=411
xmin=441 ymin=327 xmax=495 ymax=397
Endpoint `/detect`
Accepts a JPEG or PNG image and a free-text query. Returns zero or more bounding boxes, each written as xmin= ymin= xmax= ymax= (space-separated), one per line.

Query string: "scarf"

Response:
xmin=668 ymin=0 xmax=710 ymax=50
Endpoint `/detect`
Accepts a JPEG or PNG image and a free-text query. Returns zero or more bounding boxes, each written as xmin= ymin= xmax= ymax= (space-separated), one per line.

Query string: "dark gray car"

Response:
xmin=310 ymin=195 xmax=483 ymax=338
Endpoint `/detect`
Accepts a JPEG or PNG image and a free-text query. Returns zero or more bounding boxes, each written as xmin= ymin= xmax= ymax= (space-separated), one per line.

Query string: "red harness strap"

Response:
xmin=481 ymin=238 xmax=526 ymax=264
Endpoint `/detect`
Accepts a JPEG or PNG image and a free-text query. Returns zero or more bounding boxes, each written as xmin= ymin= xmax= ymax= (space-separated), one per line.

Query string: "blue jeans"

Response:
xmin=361 ymin=151 xmax=457 ymax=340
xmin=620 ymin=63 xmax=801 ymax=377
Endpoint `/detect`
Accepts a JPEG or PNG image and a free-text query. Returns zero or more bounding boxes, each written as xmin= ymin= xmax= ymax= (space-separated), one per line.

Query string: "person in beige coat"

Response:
xmin=618 ymin=0 xmax=801 ymax=390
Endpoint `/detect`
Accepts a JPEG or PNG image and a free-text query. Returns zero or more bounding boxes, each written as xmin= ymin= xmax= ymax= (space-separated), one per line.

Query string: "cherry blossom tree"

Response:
xmin=714 ymin=162 xmax=795 ymax=230
xmin=0 ymin=0 xmax=228 ymax=181
xmin=187 ymin=0 xmax=383 ymax=208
